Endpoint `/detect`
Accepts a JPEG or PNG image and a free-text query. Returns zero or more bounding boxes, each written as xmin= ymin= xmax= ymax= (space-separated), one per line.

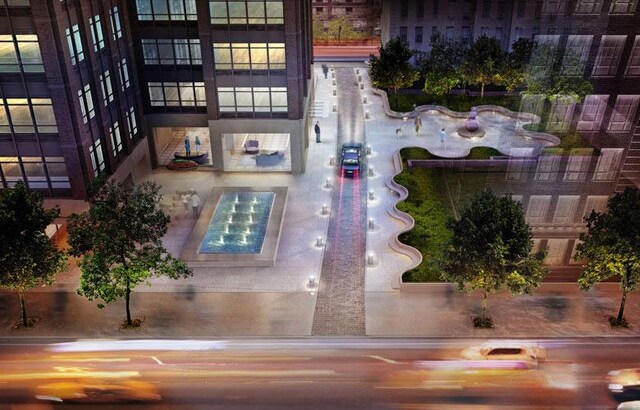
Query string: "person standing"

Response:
xmin=314 ymin=121 xmax=321 ymax=143
xmin=195 ymin=135 xmax=201 ymax=154
xmin=322 ymin=64 xmax=329 ymax=79
xmin=414 ymin=115 xmax=422 ymax=134
xmin=190 ymin=191 xmax=201 ymax=218
xmin=181 ymin=192 xmax=191 ymax=215
xmin=439 ymin=128 xmax=447 ymax=144
xmin=184 ymin=136 xmax=191 ymax=156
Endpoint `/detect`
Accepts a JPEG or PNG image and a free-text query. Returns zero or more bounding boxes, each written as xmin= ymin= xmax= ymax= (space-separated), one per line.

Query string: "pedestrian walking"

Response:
xmin=414 ymin=115 xmax=422 ymax=134
xmin=195 ymin=135 xmax=201 ymax=154
xmin=184 ymin=136 xmax=191 ymax=156
xmin=322 ymin=64 xmax=329 ymax=79
xmin=190 ymin=191 xmax=201 ymax=218
xmin=314 ymin=121 xmax=321 ymax=143
xmin=439 ymin=128 xmax=447 ymax=144
xmin=181 ymin=192 xmax=191 ymax=215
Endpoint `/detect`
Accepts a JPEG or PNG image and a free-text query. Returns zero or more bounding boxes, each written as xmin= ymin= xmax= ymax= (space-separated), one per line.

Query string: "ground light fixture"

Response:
xmin=368 ymin=190 xmax=375 ymax=201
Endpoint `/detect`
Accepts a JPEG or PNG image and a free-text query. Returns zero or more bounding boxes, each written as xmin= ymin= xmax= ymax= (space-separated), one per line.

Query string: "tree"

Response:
xmin=576 ymin=188 xmax=640 ymax=327
xmin=421 ymin=33 xmax=465 ymax=101
xmin=0 ymin=181 xmax=67 ymax=327
xmin=494 ymin=38 xmax=534 ymax=92
xmin=461 ymin=36 xmax=506 ymax=98
xmin=67 ymin=181 xmax=191 ymax=327
xmin=441 ymin=190 xmax=546 ymax=328
xmin=369 ymin=37 xmax=419 ymax=110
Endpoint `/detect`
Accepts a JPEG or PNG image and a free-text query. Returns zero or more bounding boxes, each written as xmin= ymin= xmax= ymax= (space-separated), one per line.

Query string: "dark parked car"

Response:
xmin=340 ymin=143 xmax=363 ymax=177
xmin=609 ymin=369 xmax=640 ymax=401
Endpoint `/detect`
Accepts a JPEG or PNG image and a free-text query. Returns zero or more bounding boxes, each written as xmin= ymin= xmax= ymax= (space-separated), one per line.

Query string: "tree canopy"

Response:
xmin=576 ymin=188 xmax=640 ymax=326
xmin=0 ymin=181 xmax=67 ymax=327
xmin=441 ymin=189 xmax=546 ymax=327
xmin=461 ymin=36 xmax=506 ymax=98
xmin=369 ymin=37 xmax=419 ymax=109
xmin=421 ymin=33 xmax=465 ymax=98
xmin=67 ymin=181 xmax=191 ymax=327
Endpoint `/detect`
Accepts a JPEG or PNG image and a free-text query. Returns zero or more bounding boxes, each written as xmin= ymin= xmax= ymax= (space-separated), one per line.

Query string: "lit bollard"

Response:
xmin=321 ymin=204 xmax=329 ymax=215
xmin=355 ymin=68 xmax=360 ymax=75
xmin=363 ymin=96 xmax=367 ymax=104
xmin=325 ymin=177 xmax=332 ymax=188
xmin=357 ymin=75 xmax=362 ymax=82
xmin=308 ymin=275 xmax=317 ymax=288
xmin=333 ymin=88 xmax=337 ymax=96
xmin=331 ymin=70 xmax=335 ymax=78
xmin=367 ymin=253 xmax=375 ymax=266
xmin=365 ymin=110 xmax=370 ymax=120
xmin=368 ymin=165 xmax=374 ymax=177
xmin=359 ymin=83 xmax=364 ymax=90
xmin=368 ymin=218 xmax=375 ymax=230
xmin=329 ymin=155 xmax=336 ymax=166
xmin=332 ymin=80 xmax=336 ymax=86
xmin=368 ymin=190 xmax=375 ymax=201
xmin=333 ymin=103 xmax=337 ymax=112
xmin=316 ymin=236 xmax=324 ymax=247
xmin=366 ymin=145 xmax=372 ymax=155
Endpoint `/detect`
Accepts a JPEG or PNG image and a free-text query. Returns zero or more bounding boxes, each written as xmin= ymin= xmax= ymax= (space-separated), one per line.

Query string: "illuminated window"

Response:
xmin=65 ymin=24 xmax=84 ymax=65
xmin=545 ymin=239 xmax=568 ymax=265
xmin=583 ymin=196 xmax=608 ymax=218
xmin=88 ymin=14 xmax=105 ymax=52
xmin=213 ymin=43 xmax=285 ymax=70
xmin=607 ymin=95 xmax=640 ymax=132
xmin=217 ymin=87 xmax=288 ymax=113
xmin=125 ymin=107 xmax=138 ymax=139
xmin=136 ymin=0 xmax=197 ymax=20
xmin=577 ymin=95 xmax=608 ymax=131
xmin=109 ymin=122 xmax=123 ymax=157
xmin=592 ymin=35 xmax=626 ymax=77
xmin=562 ymin=35 xmax=592 ymax=76
xmin=534 ymin=151 xmax=561 ymax=181
xmin=609 ymin=0 xmax=638 ymax=13
xmin=109 ymin=6 xmax=123 ymax=40
xmin=98 ymin=70 xmax=114 ymax=106
xmin=148 ymin=82 xmax=206 ymax=107
xmin=574 ymin=0 xmax=603 ymax=13
xmin=553 ymin=196 xmax=580 ymax=224
xmin=526 ymin=195 xmax=551 ymax=224
xmin=142 ymin=39 xmax=201 ymax=65
xmin=547 ymin=96 xmax=575 ymax=132
xmin=563 ymin=149 xmax=593 ymax=181
xmin=210 ymin=1 xmax=284 ymax=25
xmin=593 ymin=148 xmax=623 ymax=181
xmin=89 ymin=139 xmax=105 ymax=176
xmin=0 ymin=34 xmax=44 ymax=72
xmin=117 ymin=58 xmax=130 ymax=91
xmin=0 ymin=98 xmax=57 ymax=134
xmin=77 ymin=84 xmax=96 ymax=124
xmin=541 ymin=0 xmax=566 ymax=14
xmin=625 ymin=36 xmax=640 ymax=77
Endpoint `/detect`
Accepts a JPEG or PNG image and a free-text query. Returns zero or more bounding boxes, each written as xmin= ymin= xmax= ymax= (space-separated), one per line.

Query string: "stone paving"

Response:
xmin=311 ymin=68 xmax=367 ymax=336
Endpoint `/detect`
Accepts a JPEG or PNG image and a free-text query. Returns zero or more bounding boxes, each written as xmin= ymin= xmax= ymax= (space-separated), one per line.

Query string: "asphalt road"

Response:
xmin=0 ymin=338 xmax=638 ymax=409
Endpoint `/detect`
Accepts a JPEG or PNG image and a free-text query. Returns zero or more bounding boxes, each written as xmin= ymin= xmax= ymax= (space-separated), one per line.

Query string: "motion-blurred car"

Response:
xmin=618 ymin=402 xmax=640 ymax=410
xmin=460 ymin=342 xmax=546 ymax=365
xmin=340 ymin=143 xmax=363 ymax=177
xmin=609 ymin=369 xmax=640 ymax=401
xmin=35 ymin=379 xmax=161 ymax=403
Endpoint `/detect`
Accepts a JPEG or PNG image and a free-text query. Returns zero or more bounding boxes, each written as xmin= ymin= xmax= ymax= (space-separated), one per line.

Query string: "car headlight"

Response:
xmin=608 ymin=383 xmax=624 ymax=392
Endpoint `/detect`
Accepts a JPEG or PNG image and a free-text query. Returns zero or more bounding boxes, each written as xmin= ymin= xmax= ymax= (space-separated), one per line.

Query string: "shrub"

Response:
xmin=167 ymin=159 xmax=198 ymax=171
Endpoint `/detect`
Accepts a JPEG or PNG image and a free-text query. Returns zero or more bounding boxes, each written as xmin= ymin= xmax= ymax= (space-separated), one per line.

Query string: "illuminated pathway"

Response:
xmin=311 ymin=67 xmax=367 ymax=336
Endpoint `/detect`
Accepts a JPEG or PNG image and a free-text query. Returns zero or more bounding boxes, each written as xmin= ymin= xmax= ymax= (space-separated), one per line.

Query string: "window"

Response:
xmin=98 ymin=70 xmax=114 ymax=106
xmin=625 ymin=36 xmax=640 ymax=77
xmin=583 ymin=196 xmax=608 ymax=218
xmin=142 ymin=39 xmax=202 ymax=65
xmin=577 ymin=95 xmax=608 ymax=131
xmin=506 ymin=148 xmax=535 ymax=180
xmin=562 ymin=35 xmax=592 ymax=76
xmin=593 ymin=148 xmax=623 ymax=181
xmin=563 ymin=149 xmax=593 ymax=181
xmin=210 ymin=1 xmax=284 ymax=25
xmin=480 ymin=26 xmax=490 ymax=37
xmin=399 ymin=27 xmax=408 ymax=42
xmin=217 ymin=86 xmax=287 ymax=113
xmin=432 ymin=26 xmax=438 ymax=40
xmin=526 ymin=195 xmax=551 ymax=224
xmin=213 ymin=42 xmax=285 ymax=70
xmin=136 ymin=0 xmax=197 ymax=20
xmin=109 ymin=122 xmax=123 ymax=157
xmin=592 ymin=35 xmax=626 ymax=77
xmin=495 ymin=27 xmax=504 ymax=46
xmin=482 ymin=0 xmax=491 ymax=17
xmin=608 ymin=95 xmax=640 ymax=132
xmin=517 ymin=0 xmax=526 ymax=16
xmin=531 ymin=35 xmax=560 ymax=77
xmin=88 ymin=14 xmax=105 ymax=52
xmin=400 ymin=0 xmax=408 ymax=17
xmin=574 ymin=0 xmax=603 ymax=13
xmin=433 ymin=0 xmax=439 ymax=14
xmin=148 ymin=82 xmax=206 ymax=107
xmin=461 ymin=26 xmax=470 ymax=45
xmin=0 ymin=0 xmax=31 ymax=5
xmin=534 ymin=151 xmax=561 ymax=181
xmin=553 ymin=196 xmax=580 ymax=224
xmin=415 ymin=26 xmax=423 ymax=44
xmin=89 ymin=139 xmax=105 ymax=176
xmin=417 ymin=0 xmax=425 ymax=17
xmin=535 ymin=0 xmax=543 ymax=17
xmin=117 ymin=58 xmax=130 ymax=91
xmin=542 ymin=0 xmax=566 ymax=13
xmin=65 ymin=24 xmax=84 ymax=65
xmin=545 ymin=239 xmax=568 ymax=265
xmin=445 ymin=26 xmax=454 ymax=41
xmin=77 ymin=84 xmax=96 ymax=124
xmin=498 ymin=1 xmax=505 ymax=18
xmin=547 ymin=97 xmax=575 ymax=132
xmin=610 ymin=0 xmax=638 ymax=13
xmin=125 ymin=107 xmax=138 ymax=139
xmin=0 ymin=34 xmax=44 ymax=72
xmin=109 ymin=6 xmax=123 ymax=40
xmin=0 ymin=98 xmax=57 ymax=134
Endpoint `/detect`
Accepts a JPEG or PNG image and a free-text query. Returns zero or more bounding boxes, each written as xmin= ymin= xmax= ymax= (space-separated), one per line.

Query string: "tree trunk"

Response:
xmin=19 ymin=292 xmax=27 ymax=327
xmin=480 ymin=82 xmax=485 ymax=99
xmin=616 ymin=288 xmax=627 ymax=325
xmin=481 ymin=290 xmax=488 ymax=322
xmin=394 ymin=89 xmax=399 ymax=111
xmin=125 ymin=278 xmax=132 ymax=326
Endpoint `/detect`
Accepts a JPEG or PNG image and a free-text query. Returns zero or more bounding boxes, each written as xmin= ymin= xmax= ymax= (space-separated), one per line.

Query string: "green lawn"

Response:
xmin=395 ymin=147 xmax=499 ymax=282
xmin=389 ymin=93 xmax=522 ymax=113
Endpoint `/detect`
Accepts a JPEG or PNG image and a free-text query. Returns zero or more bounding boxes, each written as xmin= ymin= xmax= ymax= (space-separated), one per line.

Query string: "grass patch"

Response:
xmin=390 ymin=93 xmax=522 ymax=113
xmin=395 ymin=147 xmax=497 ymax=282
xmin=523 ymin=123 xmax=593 ymax=150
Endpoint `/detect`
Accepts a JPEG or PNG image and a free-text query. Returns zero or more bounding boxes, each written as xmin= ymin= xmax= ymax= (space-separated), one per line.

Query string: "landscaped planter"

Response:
xmin=167 ymin=159 xmax=198 ymax=171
